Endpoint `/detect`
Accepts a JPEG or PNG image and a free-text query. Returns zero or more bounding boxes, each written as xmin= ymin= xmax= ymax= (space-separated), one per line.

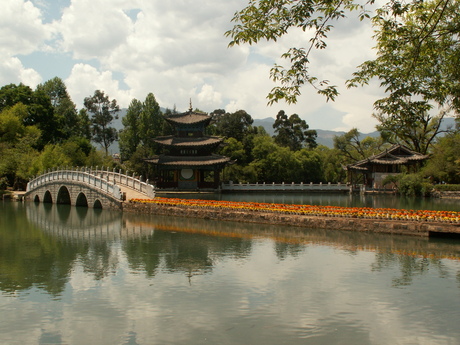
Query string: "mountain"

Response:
xmin=106 ymin=112 xmax=456 ymax=154
xmin=253 ymin=117 xmax=380 ymax=148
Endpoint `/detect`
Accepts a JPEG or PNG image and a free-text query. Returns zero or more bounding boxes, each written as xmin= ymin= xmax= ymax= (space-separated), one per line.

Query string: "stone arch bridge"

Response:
xmin=25 ymin=168 xmax=155 ymax=209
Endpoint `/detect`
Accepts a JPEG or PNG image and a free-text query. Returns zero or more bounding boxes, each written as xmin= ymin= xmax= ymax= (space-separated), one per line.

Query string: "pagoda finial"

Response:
xmin=189 ymin=99 xmax=193 ymax=113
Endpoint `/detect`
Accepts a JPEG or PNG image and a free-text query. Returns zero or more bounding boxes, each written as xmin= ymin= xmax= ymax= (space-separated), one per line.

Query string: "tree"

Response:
xmin=0 ymin=104 xmax=41 ymax=189
xmin=422 ymin=132 xmax=460 ymax=183
xmin=119 ymin=99 xmax=143 ymax=160
xmin=84 ymin=90 xmax=120 ymax=155
xmin=333 ymin=128 xmax=388 ymax=163
xmin=225 ymin=0 xmax=372 ymax=104
xmin=211 ymin=109 xmax=254 ymax=142
xmin=119 ymin=93 xmax=164 ymax=162
xmin=273 ymin=110 xmax=317 ymax=150
xmin=138 ymin=93 xmax=163 ymax=153
xmin=36 ymin=77 xmax=78 ymax=141
xmin=75 ymin=109 xmax=92 ymax=140
xmin=0 ymin=83 xmax=59 ymax=148
xmin=347 ymin=0 xmax=460 ymax=153
xmin=227 ymin=0 xmax=460 ymax=113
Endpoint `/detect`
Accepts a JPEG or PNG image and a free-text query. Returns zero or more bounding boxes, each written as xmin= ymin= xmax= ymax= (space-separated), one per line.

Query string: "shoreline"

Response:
xmin=123 ymin=202 xmax=460 ymax=238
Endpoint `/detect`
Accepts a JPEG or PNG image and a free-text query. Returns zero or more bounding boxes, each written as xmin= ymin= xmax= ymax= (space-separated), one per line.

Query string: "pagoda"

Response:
xmin=146 ymin=104 xmax=230 ymax=190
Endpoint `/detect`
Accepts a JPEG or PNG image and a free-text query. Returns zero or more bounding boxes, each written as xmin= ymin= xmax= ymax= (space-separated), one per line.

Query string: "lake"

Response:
xmin=1 ymin=196 xmax=460 ymax=345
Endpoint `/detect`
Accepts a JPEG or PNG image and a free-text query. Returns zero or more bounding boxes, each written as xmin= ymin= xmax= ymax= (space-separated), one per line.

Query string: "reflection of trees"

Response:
xmin=274 ymin=242 xmax=304 ymax=260
xmin=0 ymin=204 xmax=77 ymax=296
xmin=122 ymin=214 xmax=256 ymax=279
xmin=79 ymin=242 xmax=119 ymax=280
xmin=371 ymin=253 xmax=449 ymax=287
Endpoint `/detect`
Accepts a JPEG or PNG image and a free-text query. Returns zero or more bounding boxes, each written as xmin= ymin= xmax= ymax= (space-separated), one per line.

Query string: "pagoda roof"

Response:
xmin=153 ymin=135 xmax=223 ymax=147
xmin=146 ymin=154 xmax=230 ymax=168
xmin=345 ymin=144 xmax=428 ymax=171
xmin=165 ymin=110 xmax=211 ymax=126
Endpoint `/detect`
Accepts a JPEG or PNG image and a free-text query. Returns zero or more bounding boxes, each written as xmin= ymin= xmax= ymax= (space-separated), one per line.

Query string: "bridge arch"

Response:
xmin=33 ymin=194 xmax=40 ymax=203
xmin=57 ymin=186 xmax=71 ymax=205
xmin=93 ymin=199 xmax=103 ymax=208
xmin=76 ymin=192 xmax=88 ymax=207
xmin=43 ymin=190 xmax=53 ymax=203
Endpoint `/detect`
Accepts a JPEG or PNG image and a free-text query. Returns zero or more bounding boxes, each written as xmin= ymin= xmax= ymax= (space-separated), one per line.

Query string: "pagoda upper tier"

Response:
xmin=165 ymin=110 xmax=212 ymax=137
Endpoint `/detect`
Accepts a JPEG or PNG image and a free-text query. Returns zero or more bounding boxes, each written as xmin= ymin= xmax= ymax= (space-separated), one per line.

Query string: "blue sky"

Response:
xmin=1 ymin=0 xmax=383 ymax=132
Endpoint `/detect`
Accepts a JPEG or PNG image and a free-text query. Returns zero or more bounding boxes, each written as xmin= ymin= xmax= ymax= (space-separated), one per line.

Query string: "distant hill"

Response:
xmin=253 ymin=117 xmax=379 ymax=148
xmin=105 ymin=112 xmax=456 ymax=154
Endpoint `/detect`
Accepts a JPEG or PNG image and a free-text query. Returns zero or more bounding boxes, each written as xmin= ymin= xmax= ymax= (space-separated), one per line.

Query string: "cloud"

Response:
xmin=0 ymin=57 xmax=42 ymax=87
xmin=0 ymin=0 xmax=53 ymax=56
xmin=65 ymin=63 xmax=133 ymax=108
xmin=2 ymin=0 xmax=384 ymax=132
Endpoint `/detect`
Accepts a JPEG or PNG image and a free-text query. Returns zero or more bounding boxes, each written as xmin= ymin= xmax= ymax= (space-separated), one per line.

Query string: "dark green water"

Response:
xmin=1 ymin=199 xmax=460 ymax=345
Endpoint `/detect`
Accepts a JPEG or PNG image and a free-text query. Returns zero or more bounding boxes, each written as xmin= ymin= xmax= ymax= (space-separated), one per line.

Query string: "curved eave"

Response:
xmin=146 ymin=155 xmax=230 ymax=168
xmin=165 ymin=112 xmax=212 ymax=126
xmin=153 ymin=136 xmax=223 ymax=148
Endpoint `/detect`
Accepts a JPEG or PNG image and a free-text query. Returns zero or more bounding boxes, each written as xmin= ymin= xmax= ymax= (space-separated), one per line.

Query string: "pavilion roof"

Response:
xmin=153 ymin=136 xmax=223 ymax=147
xmin=165 ymin=110 xmax=211 ymax=126
xmin=146 ymin=154 xmax=230 ymax=168
xmin=345 ymin=144 xmax=429 ymax=171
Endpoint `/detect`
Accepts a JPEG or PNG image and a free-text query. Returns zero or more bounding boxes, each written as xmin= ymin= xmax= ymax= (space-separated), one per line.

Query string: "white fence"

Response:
xmin=221 ymin=181 xmax=350 ymax=192
xmin=94 ymin=168 xmax=155 ymax=198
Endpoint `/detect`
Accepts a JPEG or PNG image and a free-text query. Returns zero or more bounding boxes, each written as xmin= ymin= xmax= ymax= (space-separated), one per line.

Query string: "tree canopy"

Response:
xmin=273 ymin=110 xmax=317 ymax=150
xmin=84 ymin=90 xmax=120 ymax=155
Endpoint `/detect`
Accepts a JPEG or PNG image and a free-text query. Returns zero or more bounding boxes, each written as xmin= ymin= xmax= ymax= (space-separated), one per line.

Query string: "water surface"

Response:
xmin=1 ymin=200 xmax=460 ymax=345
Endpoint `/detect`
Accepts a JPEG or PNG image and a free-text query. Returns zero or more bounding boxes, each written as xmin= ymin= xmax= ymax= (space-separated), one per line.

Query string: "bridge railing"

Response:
xmin=26 ymin=169 xmax=123 ymax=200
xmin=92 ymin=168 xmax=155 ymax=198
xmin=221 ymin=181 xmax=350 ymax=192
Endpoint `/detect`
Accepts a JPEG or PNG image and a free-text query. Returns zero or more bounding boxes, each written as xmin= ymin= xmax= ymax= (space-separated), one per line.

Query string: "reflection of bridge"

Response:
xmin=25 ymin=168 xmax=155 ymax=209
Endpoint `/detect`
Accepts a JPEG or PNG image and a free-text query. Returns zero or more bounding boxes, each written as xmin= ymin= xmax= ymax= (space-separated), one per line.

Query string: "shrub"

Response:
xmin=397 ymin=174 xmax=433 ymax=196
xmin=433 ymin=184 xmax=460 ymax=192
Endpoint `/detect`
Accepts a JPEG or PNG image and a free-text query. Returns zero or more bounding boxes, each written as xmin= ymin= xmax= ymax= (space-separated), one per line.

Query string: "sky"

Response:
xmin=1 ymin=0 xmax=383 ymax=133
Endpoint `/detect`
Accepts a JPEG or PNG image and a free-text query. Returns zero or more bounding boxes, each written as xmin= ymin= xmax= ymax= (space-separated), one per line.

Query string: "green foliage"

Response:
xmin=315 ymin=145 xmax=346 ymax=183
xmin=36 ymin=77 xmax=79 ymax=142
xmin=433 ymin=184 xmax=460 ymax=192
xmin=395 ymin=174 xmax=433 ymax=197
xmin=226 ymin=0 xmax=366 ymax=104
xmin=119 ymin=98 xmax=143 ymax=160
xmin=422 ymin=132 xmax=460 ymax=183
xmin=273 ymin=110 xmax=317 ymax=150
xmin=0 ymin=83 xmax=60 ymax=149
xmin=84 ymin=90 xmax=120 ymax=154
xmin=210 ymin=109 xmax=254 ymax=142
xmin=119 ymin=93 xmax=164 ymax=164
xmin=334 ymin=128 xmax=389 ymax=163
xmin=347 ymin=0 xmax=460 ymax=153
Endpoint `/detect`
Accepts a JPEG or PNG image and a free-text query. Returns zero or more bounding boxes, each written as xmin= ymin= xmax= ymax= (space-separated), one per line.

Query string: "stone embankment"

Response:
xmin=123 ymin=202 xmax=460 ymax=238
xmin=432 ymin=191 xmax=460 ymax=199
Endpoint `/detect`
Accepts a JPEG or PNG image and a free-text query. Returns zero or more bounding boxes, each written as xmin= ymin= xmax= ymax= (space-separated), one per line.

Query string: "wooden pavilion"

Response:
xmin=146 ymin=106 xmax=230 ymax=190
xmin=345 ymin=144 xmax=429 ymax=188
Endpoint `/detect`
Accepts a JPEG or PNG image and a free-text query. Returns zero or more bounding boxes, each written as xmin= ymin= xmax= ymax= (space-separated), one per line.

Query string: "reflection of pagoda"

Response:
xmin=146 ymin=103 xmax=230 ymax=190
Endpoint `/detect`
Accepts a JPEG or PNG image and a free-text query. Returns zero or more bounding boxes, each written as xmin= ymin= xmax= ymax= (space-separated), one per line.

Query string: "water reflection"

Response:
xmin=3 ymin=201 xmax=457 ymax=295
xmin=1 ymin=201 xmax=460 ymax=344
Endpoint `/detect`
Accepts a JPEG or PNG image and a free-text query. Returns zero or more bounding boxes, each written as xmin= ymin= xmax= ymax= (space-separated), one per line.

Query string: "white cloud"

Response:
xmin=0 ymin=57 xmax=42 ymax=87
xmin=2 ymin=0 xmax=385 ymax=132
xmin=56 ymin=0 xmax=134 ymax=60
xmin=0 ymin=0 xmax=53 ymax=56
xmin=65 ymin=63 xmax=133 ymax=108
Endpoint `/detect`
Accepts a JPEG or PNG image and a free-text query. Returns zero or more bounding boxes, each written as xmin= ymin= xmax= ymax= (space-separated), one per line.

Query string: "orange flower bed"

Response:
xmin=129 ymin=197 xmax=460 ymax=223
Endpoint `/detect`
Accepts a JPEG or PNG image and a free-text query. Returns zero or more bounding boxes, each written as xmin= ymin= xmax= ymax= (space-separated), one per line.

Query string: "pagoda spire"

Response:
xmin=189 ymin=99 xmax=193 ymax=113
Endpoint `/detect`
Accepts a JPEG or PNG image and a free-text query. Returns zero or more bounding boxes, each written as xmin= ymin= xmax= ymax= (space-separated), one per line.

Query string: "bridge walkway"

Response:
xmin=118 ymin=185 xmax=152 ymax=201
